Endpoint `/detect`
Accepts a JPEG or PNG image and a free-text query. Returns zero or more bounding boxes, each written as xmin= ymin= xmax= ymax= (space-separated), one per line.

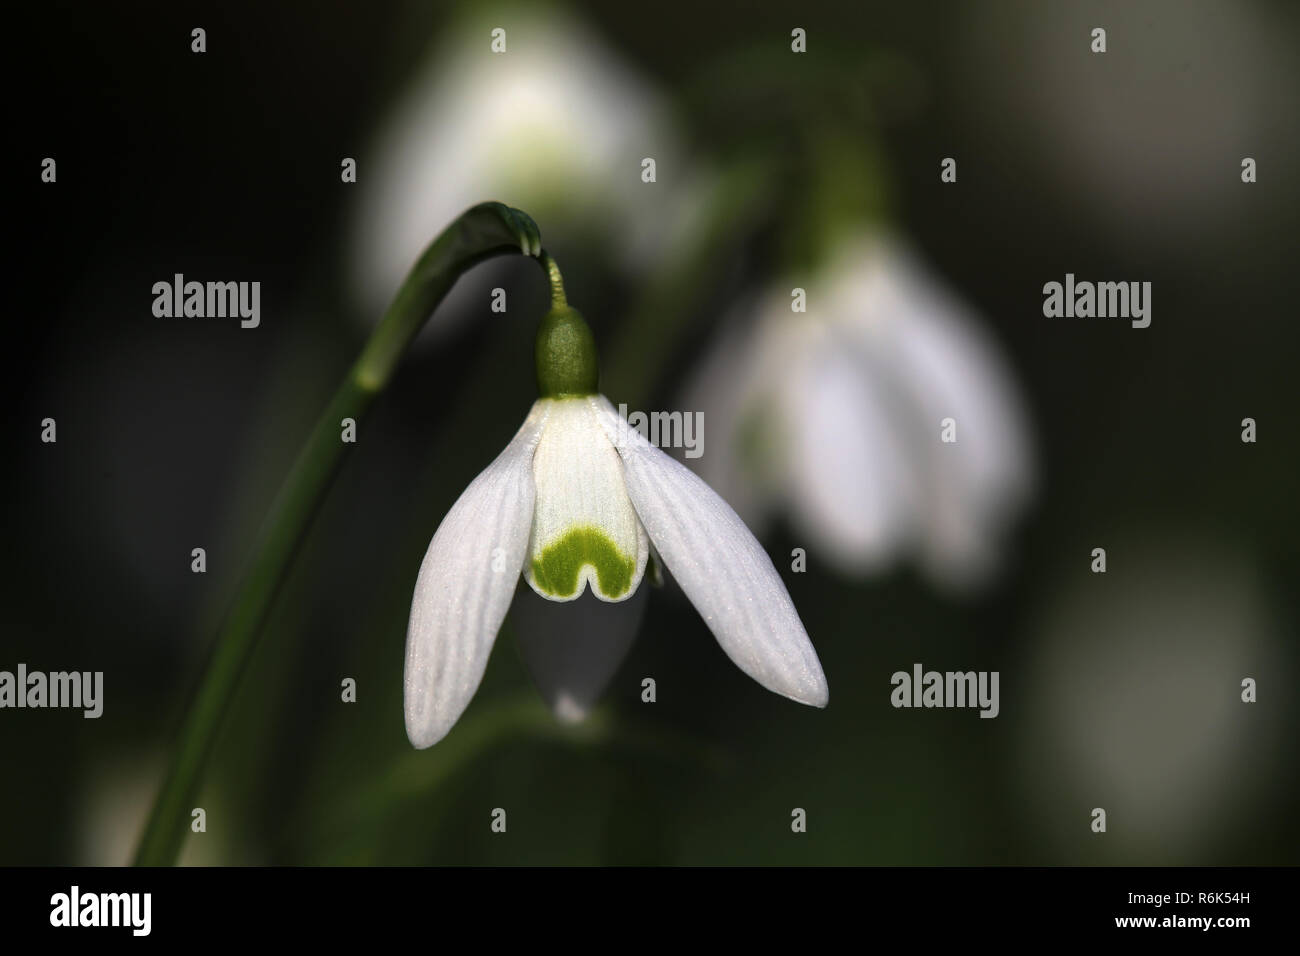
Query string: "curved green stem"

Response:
xmin=537 ymin=249 xmax=567 ymax=309
xmin=132 ymin=202 xmax=542 ymax=867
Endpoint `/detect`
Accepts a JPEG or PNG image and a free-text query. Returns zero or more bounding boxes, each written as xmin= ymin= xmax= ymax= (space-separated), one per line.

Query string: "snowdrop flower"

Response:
xmin=683 ymin=230 xmax=1033 ymax=592
xmin=404 ymin=282 xmax=827 ymax=748
xmin=352 ymin=3 xmax=681 ymax=329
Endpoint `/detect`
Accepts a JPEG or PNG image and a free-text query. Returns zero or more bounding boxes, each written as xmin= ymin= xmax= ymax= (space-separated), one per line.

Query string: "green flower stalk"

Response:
xmin=534 ymin=253 xmax=599 ymax=398
xmin=133 ymin=203 xmax=543 ymax=867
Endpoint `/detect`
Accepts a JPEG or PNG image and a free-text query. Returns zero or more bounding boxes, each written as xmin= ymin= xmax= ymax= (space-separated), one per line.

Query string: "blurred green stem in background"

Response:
xmin=133 ymin=202 xmax=545 ymax=866
xmin=297 ymin=629 xmax=734 ymax=863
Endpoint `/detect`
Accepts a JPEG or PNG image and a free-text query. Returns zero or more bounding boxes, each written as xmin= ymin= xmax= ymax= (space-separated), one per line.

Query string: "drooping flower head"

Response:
xmin=683 ymin=230 xmax=1034 ymax=593
xmin=351 ymin=3 xmax=682 ymax=332
xmin=404 ymin=268 xmax=827 ymax=748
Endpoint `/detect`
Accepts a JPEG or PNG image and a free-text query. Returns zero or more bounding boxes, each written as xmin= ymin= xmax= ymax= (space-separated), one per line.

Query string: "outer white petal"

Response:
xmin=675 ymin=294 xmax=785 ymax=532
xmin=404 ymin=403 xmax=548 ymax=749
xmin=513 ymin=578 xmax=648 ymax=723
xmin=592 ymin=397 xmax=828 ymax=707
xmin=780 ymin=329 xmax=921 ymax=573
xmin=826 ymin=232 xmax=1035 ymax=590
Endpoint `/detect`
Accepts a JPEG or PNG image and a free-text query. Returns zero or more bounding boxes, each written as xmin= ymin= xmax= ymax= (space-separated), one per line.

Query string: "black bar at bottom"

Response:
xmin=0 ymin=866 xmax=1284 ymax=942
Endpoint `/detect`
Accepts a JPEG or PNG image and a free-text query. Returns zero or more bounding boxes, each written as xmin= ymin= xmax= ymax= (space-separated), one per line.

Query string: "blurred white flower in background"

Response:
xmin=1019 ymin=535 xmax=1288 ymax=862
xmin=351 ymin=3 xmax=682 ymax=331
xmin=683 ymin=231 xmax=1034 ymax=593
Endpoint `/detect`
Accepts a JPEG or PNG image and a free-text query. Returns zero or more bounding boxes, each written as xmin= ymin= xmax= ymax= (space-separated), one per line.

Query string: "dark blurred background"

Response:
xmin=5 ymin=0 xmax=1297 ymax=865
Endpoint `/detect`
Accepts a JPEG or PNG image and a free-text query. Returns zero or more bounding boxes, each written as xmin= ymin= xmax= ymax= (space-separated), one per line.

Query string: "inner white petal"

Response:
xmin=525 ymin=397 xmax=648 ymax=602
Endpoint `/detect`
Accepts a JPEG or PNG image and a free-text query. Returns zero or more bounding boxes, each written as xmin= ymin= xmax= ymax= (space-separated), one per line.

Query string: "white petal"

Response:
xmin=513 ymin=578 xmax=648 ymax=723
xmin=349 ymin=8 xmax=681 ymax=328
xmin=592 ymin=397 xmax=828 ymax=707
xmin=779 ymin=327 xmax=921 ymax=574
xmin=882 ymin=251 xmax=1033 ymax=518
xmin=675 ymin=295 xmax=784 ymax=531
xmin=525 ymin=398 xmax=648 ymax=602
xmin=826 ymin=233 xmax=1035 ymax=589
xmin=403 ymin=403 xmax=549 ymax=749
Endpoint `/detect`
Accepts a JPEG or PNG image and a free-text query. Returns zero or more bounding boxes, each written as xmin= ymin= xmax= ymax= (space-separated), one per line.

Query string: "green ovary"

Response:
xmin=530 ymin=526 xmax=636 ymax=599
